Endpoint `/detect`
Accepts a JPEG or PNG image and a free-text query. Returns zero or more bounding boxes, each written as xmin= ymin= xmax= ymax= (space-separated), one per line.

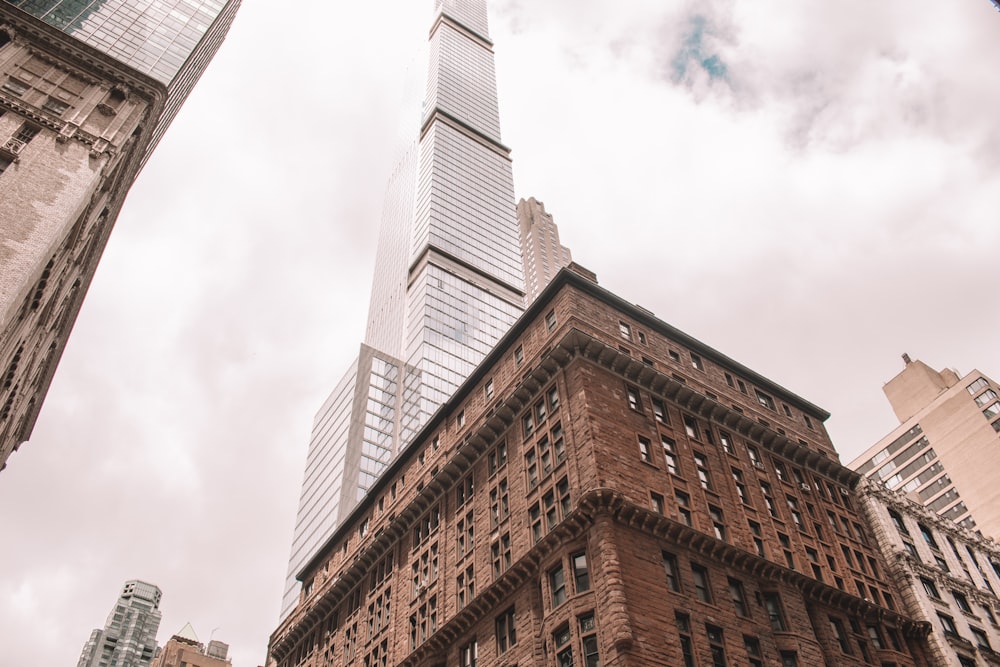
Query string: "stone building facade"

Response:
xmin=0 ymin=1 xmax=239 ymax=471
xmin=0 ymin=10 xmax=163 ymax=468
xmin=268 ymin=267 xmax=932 ymax=667
xmin=859 ymin=480 xmax=1000 ymax=667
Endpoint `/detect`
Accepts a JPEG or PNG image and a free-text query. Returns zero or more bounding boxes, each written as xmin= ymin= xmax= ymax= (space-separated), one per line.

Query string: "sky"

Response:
xmin=2 ymin=0 xmax=999 ymax=665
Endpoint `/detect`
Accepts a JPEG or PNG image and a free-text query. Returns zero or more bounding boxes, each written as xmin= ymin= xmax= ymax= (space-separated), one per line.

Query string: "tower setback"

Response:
xmin=77 ymin=579 xmax=163 ymax=667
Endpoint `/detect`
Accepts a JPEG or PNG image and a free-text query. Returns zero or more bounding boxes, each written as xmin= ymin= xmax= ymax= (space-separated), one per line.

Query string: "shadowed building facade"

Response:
xmin=268 ymin=268 xmax=934 ymax=667
xmin=0 ymin=0 xmax=240 ymax=470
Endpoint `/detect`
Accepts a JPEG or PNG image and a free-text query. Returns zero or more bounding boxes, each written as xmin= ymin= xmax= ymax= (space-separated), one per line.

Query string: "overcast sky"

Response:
xmin=2 ymin=1 xmax=999 ymax=665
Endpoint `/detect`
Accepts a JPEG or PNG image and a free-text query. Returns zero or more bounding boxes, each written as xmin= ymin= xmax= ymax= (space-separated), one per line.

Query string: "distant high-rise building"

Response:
xmin=0 ymin=0 xmax=240 ymax=470
xmin=280 ymin=0 xmax=534 ymax=619
xmin=268 ymin=267 xmax=933 ymax=667
xmin=518 ymin=197 xmax=572 ymax=303
xmin=850 ymin=356 xmax=1000 ymax=537
xmin=150 ymin=623 xmax=231 ymax=667
xmin=77 ymin=580 xmax=162 ymax=667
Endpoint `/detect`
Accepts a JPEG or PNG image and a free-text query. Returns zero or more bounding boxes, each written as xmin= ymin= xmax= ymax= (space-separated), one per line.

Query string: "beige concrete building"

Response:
xmin=0 ymin=1 xmax=239 ymax=471
xmin=858 ymin=479 xmax=1000 ymax=667
xmin=151 ymin=623 xmax=231 ymax=667
xmin=850 ymin=356 xmax=1000 ymax=538
xmin=517 ymin=197 xmax=572 ymax=303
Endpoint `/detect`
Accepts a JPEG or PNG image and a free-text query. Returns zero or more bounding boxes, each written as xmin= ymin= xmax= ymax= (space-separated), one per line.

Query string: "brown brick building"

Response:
xmin=268 ymin=266 xmax=932 ymax=667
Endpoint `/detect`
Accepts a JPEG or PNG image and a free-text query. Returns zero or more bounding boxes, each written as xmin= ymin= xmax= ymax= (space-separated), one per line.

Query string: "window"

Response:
xmin=638 ymin=436 xmax=653 ymax=463
xmin=975 ymin=389 xmax=998 ymax=407
xmin=971 ymin=626 xmax=991 ymax=649
xmin=728 ymin=578 xmax=748 ymax=617
xmin=460 ymin=639 xmax=478 ymax=667
xmin=662 ymin=436 xmax=679 ymax=475
xmin=662 ymin=551 xmax=682 ymax=592
xmin=683 ymin=415 xmax=700 ymax=440
xmin=14 ymin=123 xmax=39 ymax=145
xmin=618 ymin=321 xmax=632 ymax=339
xmin=651 ymin=492 xmax=665 ymax=514
xmin=710 ymin=505 xmax=726 ymax=541
xmin=676 ymin=613 xmax=696 ymax=667
xmin=968 ymin=377 xmax=990 ymax=395
xmin=489 ymin=478 xmax=509 ymax=528
xmin=755 ymin=389 xmax=776 ymax=411
xmin=492 ymin=533 xmax=511 ymax=578
xmin=676 ymin=491 xmax=692 ymax=526
xmin=42 ymin=97 xmax=69 ymax=115
xmin=580 ymin=614 xmax=599 ymax=667
xmin=747 ymin=445 xmax=763 ymax=468
xmin=866 ymin=625 xmax=884 ymax=650
xmin=550 ymin=564 xmax=567 ymax=607
xmin=954 ymin=591 xmax=972 ymax=613
xmin=457 ymin=474 xmax=475 ymax=506
xmin=694 ymin=453 xmax=712 ymax=490
xmin=829 ymin=617 xmax=851 ymax=653
xmin=572 ymin=552 xmax=590 ymax=592
xmin=745 ymin=636 xmax=763 ymax=667
xmin=2 ymin=77 xmax=27 ymax=96
xmin=692 ymin=563 xmax=712 ymax=602
xmin=732 ymin=468 xmax=749 ymax=504
xmin=555 ymin=625 xmax=573 ymax=667
xmin=938 ymin=613 xmax=958 ymax=635
xmin=787 ymin=497 xmax=804 ymax=531
xmin=691 ymin=353 xmax=705 ymax=371
xmin=548 ymin=385 xmax=561 ymax=412
xmin=529 ymin=503 xmax=542 ymax=543
xmin=652 ymin=398 xmax=668 ymax=423
xmin=774 ymin=460 xmax=788 ymax=482
xmin=669 ymin=350 xmax=681 ymax=362
xmin=705 ymin=625 xmax=727 ymax=667
xmin=748 ymin=520 xmax=765 ymax=557
xmin=919 ymin=523 xmax=939 ymax=549
xmin=514 ymin=345 xmax=524 ymax=365
xmin=763 ymin=592 xmax=786 ymax=631
xmin=719 ymin=430 xmax=734 ymax=454
xmin=457 ymin=511 xmax=474 ymax=558
xmin=626 ymin=386 xmax=641 ymax=411
xmin=761 ymin=483 xmax=778 ymax=518
xmin=484 ymin=378 xmax=494 ymax=400
xmin=889 ymin=509 xmax=909 ymax=536
xmin=546 ymin=309 xmax=557 ymax=331
xmin=523 ymin=411 xmax=535 ymax=437
xmin=457 ymin=565 xmax=474 ymax=609
xmin=495 ymin=608 xmax=516 ymax=653
xmin=488 ymin=441 xmax=508 ymax=475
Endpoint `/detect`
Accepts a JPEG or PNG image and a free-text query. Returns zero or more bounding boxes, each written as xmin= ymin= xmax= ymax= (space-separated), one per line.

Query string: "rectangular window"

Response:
xmin=572 ymin=552 xmax=590 ymax=592
xmin=581 ymin=614 xmax=599 ymax=667
xmin=495 ymin=608 xmax=516 ymax=653
xmin=694 ymin=453 xmax=712 ymax=490
xmin=663 ymin=551 xmax=681 ymax=592
xmin=732 ymin=468 xmax=749 ymax=505
xmin=683 ymin=415 xmax=700 ymax=440
xmin=692 ymin=563 xmax=712 ymax=602
xmin=546 ymin=309 xmax=557 ymax=331
xmin=745 ymin=636 xmax=763 ymax=667
xmin=676 ymin=491 xmax=692 ymax=526
xmin=968 ymin=377 xmax=990 ymax=394
xmin=460 ymin=639 xmax=478 ymax=667
xmin=706 ymin=624 xmax=726 ymax=667
xmin=919 ymin=523 xmax=939 ymax=549
xmin=488 ymin=441 xmax=508 ymax=475
xmin=484 ymin=378 xmax=494 ymax=400
xmin=866 ymin=625 xmax=884 ymax=650
xmin=492 ymin=533 xmax=511 ymax=578
xmin=662 ymin=436 xmax=679 ymax=475
xmin=619 ymin=321 xmax=632 ymax=339
xmin=676 ymin=613 xmax=695 ymax=667
xmin=763 ymin=592 xmax=786 ymax=631
xmin=971 ymin=626 xmax=991 ymax=649
xmin=14 ymin=123 xmax=38 ymax=145
xmin=514 ymin=345 xmax=524 ymax=365
xmin=710 ymin=505 xmax=726 ymax=541
xmin=755 ymin=389 xmax=776 ymax=411
xmin=747 ymin=445 xmax=763 ymax=469
xmin=719 ymin=430 xmax=734 ymax=454
xmin=638 ymin=436 xmax=653 ymax=463
xmin=954 ymin=591 xmax=972 ymax=613
xmin=550 ymin=565 xmax=567 ymax=607
xmin=691 ymin=353 xmax=705 ymax=371
xmin=939 ymin=613 xmax=958 ymax=635
xmin=555 ymin=624 xmax=573 ymax=667
xmin=489 ymin=478 xmax=509 ymax=528
xmin=652 ymin=398 xmax=668 ymax=423
xmin=830 ymin=617 xmax=851 ymax=653
xmin=749 ymin=520 xmax=765 ymax=557
xmin=728 ymin=578 xmax=748 ymax=617
xmin=651 ymin=492 xmax=665 ymax=514
xmin=627 ymin=386 xmax=641 ymax=411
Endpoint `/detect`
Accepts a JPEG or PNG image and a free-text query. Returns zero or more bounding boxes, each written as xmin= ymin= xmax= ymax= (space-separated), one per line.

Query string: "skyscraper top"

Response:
xmin=3 ymin=0 xmax=232 ymax=84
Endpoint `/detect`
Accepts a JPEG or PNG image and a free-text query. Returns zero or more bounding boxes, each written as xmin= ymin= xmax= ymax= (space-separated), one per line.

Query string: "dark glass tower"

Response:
xmin=281 ymin=0 xmax=525 ymax=619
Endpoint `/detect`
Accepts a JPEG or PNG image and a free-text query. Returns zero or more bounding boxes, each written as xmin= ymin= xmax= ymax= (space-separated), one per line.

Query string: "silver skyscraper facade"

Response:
xmin=76 ymin=580 xmax=163 ymax=667
xmin=281 ymin=0 xmax=525 ymax=619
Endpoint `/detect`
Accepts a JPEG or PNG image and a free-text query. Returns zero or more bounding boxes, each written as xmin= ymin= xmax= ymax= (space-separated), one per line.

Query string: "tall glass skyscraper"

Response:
xmin=281 ymin=0 xmax=526 ymax=619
